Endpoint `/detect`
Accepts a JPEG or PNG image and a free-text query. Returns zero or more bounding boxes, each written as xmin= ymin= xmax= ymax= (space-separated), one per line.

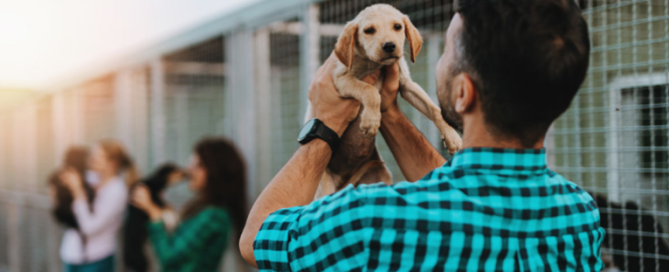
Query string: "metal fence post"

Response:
xmin=174 ymin=88 xmax=189 ymax=164
xmin=300 ymin=3 xmax=320 ymax=123
xmin=132 ymin=67 xmax=151 ymax=172
xmin=52 ymin=93 xmax=66 ymax=169
xmin=12 ymin=106 xmax=36 ymax=191
xmin=115 ymin=70 xmax=134 ymax=150
xmin=0 ymin=116 xmax=4 ymax=188
xmin=7 ymin=203 xmax=20 ymax=272
xmin=224 ymin=29 xmax=258 ymax=272
xmin=254 ymin=27 xmax=272 ymax=196
xmin=225 ymin=29 xmax=258 ymax=204
xmin=150 ymin=59 xmax=166 ymax=167
xmin=71 ymin=89 xmax=85 ymax=146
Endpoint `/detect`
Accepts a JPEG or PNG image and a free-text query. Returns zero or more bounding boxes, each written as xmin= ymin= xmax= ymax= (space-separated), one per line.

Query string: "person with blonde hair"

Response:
xmin=60 ymin=139 xmax=138 ymax=272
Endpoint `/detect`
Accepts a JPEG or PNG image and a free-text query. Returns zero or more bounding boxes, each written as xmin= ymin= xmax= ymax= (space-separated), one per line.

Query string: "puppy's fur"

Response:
xmin=307 ymin=4 xmax=463 ymax=199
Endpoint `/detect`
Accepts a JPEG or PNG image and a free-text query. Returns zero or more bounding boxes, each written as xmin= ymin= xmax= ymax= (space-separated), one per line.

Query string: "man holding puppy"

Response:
xmin=241 ymin=0 xmax=603 ymax=271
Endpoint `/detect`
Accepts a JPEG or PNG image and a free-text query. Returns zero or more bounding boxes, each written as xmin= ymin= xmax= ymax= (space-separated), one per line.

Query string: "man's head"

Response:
xmin=436 ymin=0 xmax=590 ymax=147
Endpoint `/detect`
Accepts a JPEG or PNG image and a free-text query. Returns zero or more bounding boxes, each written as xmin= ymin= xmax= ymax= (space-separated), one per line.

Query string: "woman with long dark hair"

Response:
xmin=60 ymin=140 xmax=138 ymax=272
xmin=131 ymin=137 xmax=247 ymax=272
xmin=123 ymin=164 xmax=183 ymax=272
xmin=49 ymin=146 xmax=95 ymax=230
xmin=48 ymin=146 xmax=96 ymax=265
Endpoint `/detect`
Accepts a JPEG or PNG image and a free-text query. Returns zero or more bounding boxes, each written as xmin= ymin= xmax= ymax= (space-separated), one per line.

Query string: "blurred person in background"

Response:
xmin=60 ymin=139 xmax=138 ymax=272
xmin=131 ymin=137 xmax=247 ymax=272
xmin=124 ymin=164 xmax=184 ymax=272
xmin=48 ymin=146 xmax=95 ymax=257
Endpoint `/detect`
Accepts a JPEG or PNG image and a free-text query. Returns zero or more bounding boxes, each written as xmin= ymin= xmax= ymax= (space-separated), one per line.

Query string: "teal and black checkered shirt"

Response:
xmin=254 ymin=148 xmax=604 ymax=271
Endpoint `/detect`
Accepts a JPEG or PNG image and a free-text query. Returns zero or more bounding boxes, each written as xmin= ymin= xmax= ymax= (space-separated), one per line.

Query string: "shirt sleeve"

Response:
xmin=253 ymin=184 xmax=374 ymax=272
xmin=72 ymin=181 xmax=127 ymax=236
xmin=148 ymin=208 xmax=230 ymax=268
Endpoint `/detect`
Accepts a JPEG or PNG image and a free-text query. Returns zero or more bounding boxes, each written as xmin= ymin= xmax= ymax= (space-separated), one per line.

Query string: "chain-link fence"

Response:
xmin=0 ymin=0 xmax=668 ymax=271
xmin=550 ymin=1 xmax=669 ymax=271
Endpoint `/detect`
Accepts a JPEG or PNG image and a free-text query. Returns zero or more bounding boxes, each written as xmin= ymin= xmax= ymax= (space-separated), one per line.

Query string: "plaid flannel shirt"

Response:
xmin=254 ymin=148 xmax=604 ymax=271
xmin=148 ymin=207 xmax=230 ymax=272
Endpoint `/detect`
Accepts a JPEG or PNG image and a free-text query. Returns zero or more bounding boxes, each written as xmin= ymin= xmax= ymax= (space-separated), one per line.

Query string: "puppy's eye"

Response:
xmin=394 ymin=24 xmax=402 ymax=31
xmin=364 ymin=27 xmax=376 ymax=34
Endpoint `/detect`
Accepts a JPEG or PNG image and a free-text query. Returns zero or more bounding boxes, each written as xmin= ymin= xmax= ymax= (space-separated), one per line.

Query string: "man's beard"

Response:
xmin=440 ymin=75 xmax=464 ymax=132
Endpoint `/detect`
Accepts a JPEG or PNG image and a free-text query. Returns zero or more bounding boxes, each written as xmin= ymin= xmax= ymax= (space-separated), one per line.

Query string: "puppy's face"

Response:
xmin=335 ymin=4 xmax=423 ymax=69
xmin=357 ymin=6 xmax=407 ymax=65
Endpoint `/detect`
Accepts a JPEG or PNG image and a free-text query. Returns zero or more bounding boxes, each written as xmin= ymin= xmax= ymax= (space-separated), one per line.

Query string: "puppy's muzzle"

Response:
xmin=382 ymin=42 xmax=396 ymax=53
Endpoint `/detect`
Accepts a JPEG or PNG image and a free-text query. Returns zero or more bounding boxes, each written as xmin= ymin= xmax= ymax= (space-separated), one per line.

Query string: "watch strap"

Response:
xmin=314 ymin=122 xmax=340 ymax=153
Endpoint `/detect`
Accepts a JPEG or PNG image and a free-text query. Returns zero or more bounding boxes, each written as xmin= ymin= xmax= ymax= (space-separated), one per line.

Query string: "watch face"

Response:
xmin=298 ymin=119 xmax=317 ymax=141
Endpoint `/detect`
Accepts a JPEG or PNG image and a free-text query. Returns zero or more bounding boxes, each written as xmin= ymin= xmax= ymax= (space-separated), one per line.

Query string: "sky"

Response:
xmin=0 ymin=0 xmax=262 ymax=90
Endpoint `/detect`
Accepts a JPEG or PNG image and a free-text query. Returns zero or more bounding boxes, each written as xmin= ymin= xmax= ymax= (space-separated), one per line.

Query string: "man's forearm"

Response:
xmin=380 ymin=108 xmax=446 ymax=181
xmin=240 ymin=140 xmax=331 ymax=267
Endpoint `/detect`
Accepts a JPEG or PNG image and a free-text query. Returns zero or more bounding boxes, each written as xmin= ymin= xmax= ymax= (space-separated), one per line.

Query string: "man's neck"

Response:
xmin=461 ymin=118 xmax=544 ymax=150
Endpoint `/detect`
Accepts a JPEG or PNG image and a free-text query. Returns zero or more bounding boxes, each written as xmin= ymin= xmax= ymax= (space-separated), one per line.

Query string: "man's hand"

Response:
xmin=379 ymin=63 xmax=401 ymax=113
xmin=310 ymin=54 xmax=386 ymax=136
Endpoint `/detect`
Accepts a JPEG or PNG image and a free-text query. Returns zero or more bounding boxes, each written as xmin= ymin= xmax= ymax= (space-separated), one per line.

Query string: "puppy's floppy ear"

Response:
xmin=403 ymin=16 xmax=423 ymax=63
xmin=334 ymin=21 xmax=358 ymax=70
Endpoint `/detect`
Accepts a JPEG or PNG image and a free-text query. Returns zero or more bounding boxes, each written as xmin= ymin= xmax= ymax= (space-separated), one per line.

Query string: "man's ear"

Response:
xmin=454 ymin=73 xmax=477 ymax=114
xmin=334 ymin=22 xmax=358 ymax=70
xmin=403 ymin=16 xmax=423 ymax=63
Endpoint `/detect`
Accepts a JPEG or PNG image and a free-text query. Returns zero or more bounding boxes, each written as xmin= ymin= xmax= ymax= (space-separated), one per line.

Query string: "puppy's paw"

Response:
xmin=360 ymin=110 xmax=381 ymax=138
xmin=441 ymin=129 xmax=463 ymax=155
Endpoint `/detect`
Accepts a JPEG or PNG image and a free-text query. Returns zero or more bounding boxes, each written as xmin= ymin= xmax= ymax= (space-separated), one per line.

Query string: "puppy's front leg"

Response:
xmin=400 ymin=79 xmax=463 ymax=154
xmin=335 ymin=74 xmax=382 ymax=137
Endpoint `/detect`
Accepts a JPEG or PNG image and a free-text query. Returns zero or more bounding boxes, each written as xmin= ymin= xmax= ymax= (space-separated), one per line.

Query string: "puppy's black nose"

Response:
xmin=382 ymin=42 xmax=396 ymax=53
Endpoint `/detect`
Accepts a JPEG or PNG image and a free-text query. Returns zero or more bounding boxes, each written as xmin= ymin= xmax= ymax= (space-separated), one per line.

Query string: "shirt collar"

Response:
xmin=448 ymin=147 xmax=547 ymax=175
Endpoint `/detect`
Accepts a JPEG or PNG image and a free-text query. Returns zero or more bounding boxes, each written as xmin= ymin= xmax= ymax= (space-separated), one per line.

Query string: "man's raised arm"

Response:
xmin=239 ymin=55 xmax=379 ymax=267
xmin=378 ymin=64 xmax=446 ymax=181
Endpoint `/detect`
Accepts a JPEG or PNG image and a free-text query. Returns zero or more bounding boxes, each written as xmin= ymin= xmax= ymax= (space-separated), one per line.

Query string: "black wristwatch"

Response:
xmin=298 ymin=119 xmax=340 ymax=153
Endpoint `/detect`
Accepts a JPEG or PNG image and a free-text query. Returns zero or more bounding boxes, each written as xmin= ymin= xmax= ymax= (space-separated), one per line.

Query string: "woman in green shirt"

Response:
xmin=131 ymin=138 xmax=247 ymax=272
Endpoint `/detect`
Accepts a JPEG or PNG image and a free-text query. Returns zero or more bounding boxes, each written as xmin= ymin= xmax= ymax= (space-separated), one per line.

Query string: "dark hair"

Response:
xmin=454 ymin=0 xmax=590 ymax=147
xmin=123 ymin=164 xmax=180 ymax=272
xmin=181 ymin=137 xmax=247 ymax=242
xmin=49 ymin=146 xmax=95 ymax=229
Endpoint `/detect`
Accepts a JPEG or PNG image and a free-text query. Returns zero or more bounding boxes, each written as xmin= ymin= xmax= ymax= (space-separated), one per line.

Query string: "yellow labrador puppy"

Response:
xmin=308 ymin=4 xmax=462 ymax=199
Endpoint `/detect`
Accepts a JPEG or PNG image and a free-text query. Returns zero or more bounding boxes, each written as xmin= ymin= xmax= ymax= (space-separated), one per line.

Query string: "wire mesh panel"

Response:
xmin=550 ymin=0 xmax=669 ymax=271
xmin=0 ymin=114 xmax=12 ymax=191
xmin=250 ymin=19 xmax=305 ymax=192
xmin=161 ymin=36 xmax=227 ymax=207
xmin=79 ymin=77 xmax=116 ymax=146
xmin=113 ymin=67 xmax=152 ymax=174
xmin=35 ymin=96 xmax=55 ymax=195
xmin=0 ymin=202 xmax=9 ymax=271
xmin=11 ymin=104 xmax=38 ymax=192
xmin=271 ymin=30 xmax=303 ymax=175
xmin=19 ymin=205 xmax=59 ymax=272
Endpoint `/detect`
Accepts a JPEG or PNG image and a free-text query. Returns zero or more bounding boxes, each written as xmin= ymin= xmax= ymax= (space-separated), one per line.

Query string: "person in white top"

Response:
xmin=60 ymin=140 xmax=138 ymax=272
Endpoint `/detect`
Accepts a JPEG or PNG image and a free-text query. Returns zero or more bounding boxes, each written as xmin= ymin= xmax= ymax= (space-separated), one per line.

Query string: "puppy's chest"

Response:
xmin=329 ymin=69 xmax=385 ymax=174
xmin=349 ymin=67 xmax=386 ymax=92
